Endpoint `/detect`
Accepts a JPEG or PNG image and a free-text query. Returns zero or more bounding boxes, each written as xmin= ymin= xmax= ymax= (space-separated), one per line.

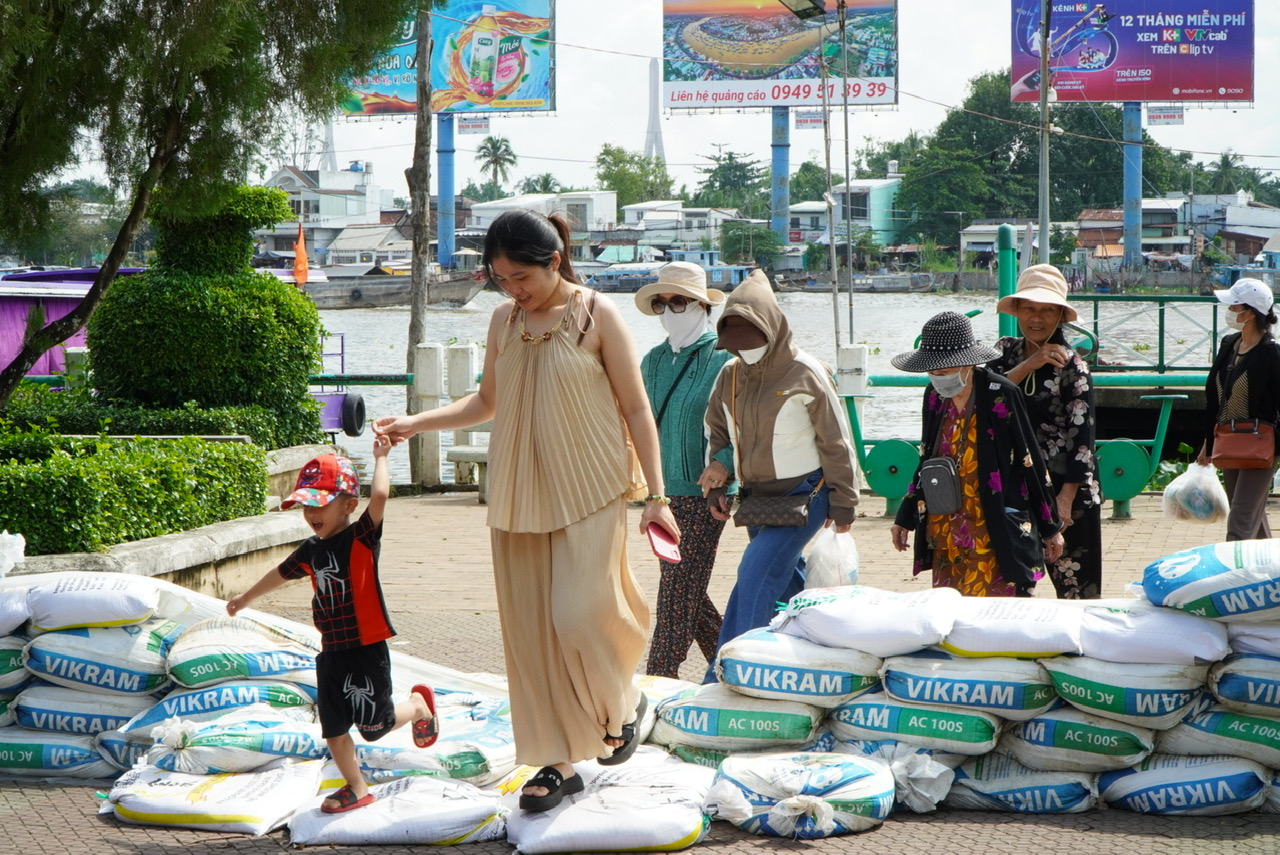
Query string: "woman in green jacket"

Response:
xmin=636 ymin=262 xmax=734 ymax=678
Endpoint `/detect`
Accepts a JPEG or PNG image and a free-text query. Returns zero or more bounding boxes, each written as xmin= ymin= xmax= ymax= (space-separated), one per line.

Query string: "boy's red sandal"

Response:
xmin=321 ymin=785 xmax=375 ymax=814
xmin=412 ymin=684 xmax=439 ymax=748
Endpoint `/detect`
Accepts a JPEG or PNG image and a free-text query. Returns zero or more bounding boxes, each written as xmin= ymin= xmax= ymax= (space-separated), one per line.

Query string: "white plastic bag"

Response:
xmin=804 ymin=528 xmax=858 ymax=589
xmin=0 ymin=531 xmax=24 ymax=578
xmin=1162 ymin=463 xmax=1228 ymax=524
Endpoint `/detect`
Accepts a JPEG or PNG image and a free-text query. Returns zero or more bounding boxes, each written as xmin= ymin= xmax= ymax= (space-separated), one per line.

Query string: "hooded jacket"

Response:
xmin=704 ymin=271 xmax=860 ymax=525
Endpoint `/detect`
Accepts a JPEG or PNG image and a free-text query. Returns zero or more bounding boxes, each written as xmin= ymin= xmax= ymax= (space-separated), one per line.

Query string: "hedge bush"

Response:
xmin=0 ymin=432 xmax=266 ymax=555
xmin=2 ymin=385 xmax=284 ymax=449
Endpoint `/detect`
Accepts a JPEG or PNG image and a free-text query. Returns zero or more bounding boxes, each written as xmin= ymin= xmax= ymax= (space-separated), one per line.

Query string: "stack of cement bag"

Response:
xmin=651 ymin=542 xmax=1280 ymax=820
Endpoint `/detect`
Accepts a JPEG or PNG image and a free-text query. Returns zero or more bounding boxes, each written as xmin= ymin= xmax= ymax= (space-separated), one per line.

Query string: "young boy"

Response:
xmin=227 ymin=438 xmax=438 ymax=814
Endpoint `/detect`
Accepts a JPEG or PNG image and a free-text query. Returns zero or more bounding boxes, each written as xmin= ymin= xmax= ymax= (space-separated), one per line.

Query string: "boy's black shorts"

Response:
xmin=315 ymin=641 xmax=397 ymax=741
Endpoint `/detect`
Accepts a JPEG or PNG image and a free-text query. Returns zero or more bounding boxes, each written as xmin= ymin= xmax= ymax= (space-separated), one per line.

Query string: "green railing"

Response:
xmin=1069 ymin=294 xmax=1221 ymax=373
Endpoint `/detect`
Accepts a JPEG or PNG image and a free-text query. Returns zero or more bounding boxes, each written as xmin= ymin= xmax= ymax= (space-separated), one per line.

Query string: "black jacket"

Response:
xmin=1204 ymin=332 xmax=1280 ymax=456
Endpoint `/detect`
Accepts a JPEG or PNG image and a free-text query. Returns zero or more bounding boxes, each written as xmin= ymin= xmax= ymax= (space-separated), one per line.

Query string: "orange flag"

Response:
xmin=293 ymin=223 xmax=309 ymax=287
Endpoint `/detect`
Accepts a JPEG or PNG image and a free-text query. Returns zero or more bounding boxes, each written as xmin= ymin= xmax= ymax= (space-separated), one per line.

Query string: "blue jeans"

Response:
xmin=704 ymin=470 xmax=830 ymax=683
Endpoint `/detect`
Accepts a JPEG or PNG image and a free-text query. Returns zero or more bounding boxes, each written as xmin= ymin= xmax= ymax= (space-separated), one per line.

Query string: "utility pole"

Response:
xmin=1037 ymin=0 xmax=1051 ymax=264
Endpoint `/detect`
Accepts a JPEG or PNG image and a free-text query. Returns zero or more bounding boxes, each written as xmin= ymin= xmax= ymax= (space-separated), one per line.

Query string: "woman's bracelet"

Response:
xmin=644 ymin=494 xmax=670 ymax=505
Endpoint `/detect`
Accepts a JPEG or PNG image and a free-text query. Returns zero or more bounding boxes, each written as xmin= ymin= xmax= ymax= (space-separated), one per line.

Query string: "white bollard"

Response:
xmin=409 ymin=344 xmax=445 ymax=487
xmin=447 ymin=344 xmax=481 ymax=484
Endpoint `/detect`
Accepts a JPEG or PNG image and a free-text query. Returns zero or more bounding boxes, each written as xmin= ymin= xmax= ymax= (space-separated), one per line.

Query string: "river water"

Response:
xmin=321 ymin=289 xmax=1215 ymax=483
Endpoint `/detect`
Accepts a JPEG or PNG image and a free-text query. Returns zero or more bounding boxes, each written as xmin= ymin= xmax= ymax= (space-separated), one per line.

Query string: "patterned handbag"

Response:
xmin=733 ymin=479 xmax=825 ymax=528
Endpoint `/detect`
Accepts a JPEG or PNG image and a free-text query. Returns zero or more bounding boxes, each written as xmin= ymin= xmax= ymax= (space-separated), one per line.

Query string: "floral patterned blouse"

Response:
xmin=990 ymin=331 xmax=1101 ymax=508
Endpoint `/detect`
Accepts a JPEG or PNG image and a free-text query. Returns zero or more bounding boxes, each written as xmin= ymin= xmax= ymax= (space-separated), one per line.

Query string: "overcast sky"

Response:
xmin=316 ymin=1 xmax=1279 ymax=200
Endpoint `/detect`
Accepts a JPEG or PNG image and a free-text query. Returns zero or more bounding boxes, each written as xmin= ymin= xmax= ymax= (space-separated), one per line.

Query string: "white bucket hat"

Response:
xmin=1214 ymin=277 xmax=1274 ymax=316
xmin=996 ymin=264 xmax=1078 ymax=323
xmin=634 ymin=262 xmax=726 ymax=316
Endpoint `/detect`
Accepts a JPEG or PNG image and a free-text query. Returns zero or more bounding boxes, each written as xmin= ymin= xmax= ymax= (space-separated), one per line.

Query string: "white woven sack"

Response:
xmin=147 ymin=713 xmax=327 ymax=774
xmin=718 ymin=627 xmax=880 ymax=708
xmin=14 ymin=683 xmax=153 ymax=734
xmin=118 ymin=680 xmax=317 ymax=736
xmin=0 ymin=591 xmax=28 ymax=636
xmin=826 ymin=689 xmax=1002 ymax=755
xmin=1099 ymin=753 xmax=1271 ymax=816
xmin=1158 ymin=705 xmax=1280 ymax=767
xmin=1227 ymin=621 xmax=1280 ymax=657
xmin=166 ymin=615 xmax=318 ymax=689
xmin=0 ymin=637 xmax=27 ymax=692
xmin=650 ymin=683 xmax=822 ymax=752
xmin=945 ymin=751 xmax=1098 ymax=813
xmin=1039 ymin=657 xmax=1208 ymax=730
xmin=940 ymin=597 xmax=1082 ymax=658
xmin=96 ymin=729 xmax=150 ymax=771
xmin=0 ymin=725 xmax=117 ymax=778
xmin=504 ymin=749 xmax=715 ymax=855
xmin=354 ymin=699 xmax=516 ymax=787
xmin=1210 ymin=653 xmax=1280 ymax=716
xmin=1079 ymin=600 xmax=1229 ymax=664
xmin=1142 ymin=541 xmax=1280 ymax=622
xmin=770 ymin=585 xmax=961 ymax=657
xmin=289 ymin=775 xmax=507 ymax=846
xmin=830 ymin=739 xmax=963 ymax=813
xmin=102 ymin=757 xmax=323 ymax=835
xmin=0 ymin=696 xmax=13 ymax=728
xmin=880 ymin=651 xmax=1057 ymax=721
xmin=23 ymin=618 xmax=184 ymax=695
xmin=25 ymin=573 xmax=187 ymax=632
xmin=1001 ymin=707 xmax=1155 ymax=773
xmin=707 ymin=752 xmax=894 ymax=837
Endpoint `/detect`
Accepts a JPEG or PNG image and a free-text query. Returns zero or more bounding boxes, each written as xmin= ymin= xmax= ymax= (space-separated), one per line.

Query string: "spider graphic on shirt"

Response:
xmin=343 ymin=673 xmax=377 ymax=721
xmin=311 ymin=550 xmax=347 ymax=610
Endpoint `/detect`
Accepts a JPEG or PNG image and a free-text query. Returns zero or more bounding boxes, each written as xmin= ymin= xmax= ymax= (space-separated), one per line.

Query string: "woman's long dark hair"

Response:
xmin=482 ymin=209 xmax=578 ymax=285
xmin=1245 ymin=304 xmax=1278 ymax=331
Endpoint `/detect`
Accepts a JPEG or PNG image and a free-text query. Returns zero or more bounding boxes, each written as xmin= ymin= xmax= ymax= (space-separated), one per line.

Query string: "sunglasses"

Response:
xmin=651 ymin=296 xmax=693 ymax=314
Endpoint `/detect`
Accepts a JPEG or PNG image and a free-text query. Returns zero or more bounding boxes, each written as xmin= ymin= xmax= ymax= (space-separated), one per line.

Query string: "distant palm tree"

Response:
xmin=475 ymin=136 xmax=517 ymax=188
xmin=1207 ymin=152 xmax=1248 ymax=195
xmin=519 ymin=172 xmax=560 ymax=194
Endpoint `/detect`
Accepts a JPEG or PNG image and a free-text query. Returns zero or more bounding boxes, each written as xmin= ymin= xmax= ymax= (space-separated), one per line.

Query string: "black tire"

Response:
xmin=340 ymin=394 xmax=366 ymax=437
xmin=350 ymin=287 xmax=362 ymax=302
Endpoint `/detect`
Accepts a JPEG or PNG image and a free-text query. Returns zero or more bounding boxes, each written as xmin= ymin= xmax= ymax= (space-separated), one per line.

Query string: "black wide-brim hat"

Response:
xmin=891 ymin=311 xmax=1001 ymax=373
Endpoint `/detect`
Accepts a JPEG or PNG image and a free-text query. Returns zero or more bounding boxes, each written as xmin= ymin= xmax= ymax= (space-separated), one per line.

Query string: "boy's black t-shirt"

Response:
xmin=277 ymin=508 xmax=394 ymax=651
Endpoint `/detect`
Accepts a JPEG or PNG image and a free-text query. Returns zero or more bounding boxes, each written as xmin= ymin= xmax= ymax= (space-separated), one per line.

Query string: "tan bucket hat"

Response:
xmin=634 ymin=261 xmax=726 ymax=316
xmin=996 ymin=264 xmax=1078 ymax=323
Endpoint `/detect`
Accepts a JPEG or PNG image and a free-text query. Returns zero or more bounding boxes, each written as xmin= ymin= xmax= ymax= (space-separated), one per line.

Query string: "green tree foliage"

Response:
xmin=88 ymin=186 xmax=323 ymax=447
xmin=894 ymin=148 xmax=991 ymax=243
xmin=519 ymin=173 xmax=561 ymax=194
xmin=790 ymin=160 xmax=833 ymax=204
xmin=461 ymin=179 xmax=508 ymax=203
xmin=594 ymin=144 xmax=674 ymax=210
xmin=720 ymin=221 xmax=780 ymax=267
xmin=853 ymin=130 xmax=929 ymax=177
xmin=692 ymin=148 xmax=768 ymax=218
xmin=0 ymin=0 xmax=412 ymax=405
xmin=474 ymin=136 xmax=518 ymax=187
xmin=1049 ymin=225 xmax=1078 ymax=267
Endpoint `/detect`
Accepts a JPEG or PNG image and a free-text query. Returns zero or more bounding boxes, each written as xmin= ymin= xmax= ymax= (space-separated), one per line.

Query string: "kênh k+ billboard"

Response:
xmin=663 ymin=0 xmax=898 ymax=109
xmin=1011 ymin=1 xmax=1253 ymax=103
xmin=343 ymin=0 xmax=555 ymax=116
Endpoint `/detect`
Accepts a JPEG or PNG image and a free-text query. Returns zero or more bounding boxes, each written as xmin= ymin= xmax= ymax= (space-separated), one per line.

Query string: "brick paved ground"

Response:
xmin=7 ymin=493 xmax=1280 ymax=854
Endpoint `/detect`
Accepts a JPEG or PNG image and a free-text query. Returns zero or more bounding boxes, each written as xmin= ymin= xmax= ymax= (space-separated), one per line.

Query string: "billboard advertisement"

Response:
xmin=663 ymin=1 xmax=897 ymax=109
xmin=1011 ymin=1 xmax=1253 ymax=103
xmin=344 ymin=1 xmax=555 ymax=116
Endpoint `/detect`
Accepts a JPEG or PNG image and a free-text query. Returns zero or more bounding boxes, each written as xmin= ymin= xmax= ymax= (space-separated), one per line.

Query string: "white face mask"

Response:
xmin=738 ymin=344 xmax=769 ymax=365
xmin=928 ymin=367 xmax=971 ymax=398
xmin=659 ymin=306 xmax=708 ymax=352
xmin=1226 ymin=310 xmax=1248 ymax=331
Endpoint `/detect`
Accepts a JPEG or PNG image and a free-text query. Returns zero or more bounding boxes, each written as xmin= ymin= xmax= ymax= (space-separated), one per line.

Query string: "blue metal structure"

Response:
xmin=437 ymin=114 xmax=456 ymax=268
xmin=771 ymin=106 xmax=790 ymax=239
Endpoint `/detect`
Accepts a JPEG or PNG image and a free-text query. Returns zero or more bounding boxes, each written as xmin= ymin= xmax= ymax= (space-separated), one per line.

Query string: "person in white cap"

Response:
xmin=633 ymin=262 xmax=734 ymax=678
xmin=1197 ymin=277 xmax=1280 ymax=540
xmin=989 ymin=264 xmax=1102 ymax=599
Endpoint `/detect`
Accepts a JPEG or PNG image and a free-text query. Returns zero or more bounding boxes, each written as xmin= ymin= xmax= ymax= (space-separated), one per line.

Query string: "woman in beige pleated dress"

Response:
xmin=374 ymin=209 xmax=678 ymax=812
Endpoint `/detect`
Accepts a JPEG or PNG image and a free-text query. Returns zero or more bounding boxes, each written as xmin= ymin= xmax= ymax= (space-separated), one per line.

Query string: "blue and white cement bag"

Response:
xmin=1143 ymin=541 xmax=1280 ymax=622
xmin=117 ymin=679 xmax=317 ymax=736
xmin=103 ymin=757 xmax=323 ymax=835
xmin=166 ymin=615 xmax=318 ymax=689
xmin=831 ymin=739 xmax=963 ymax=813
xmin=147 ymin=714 xmax=327 ymax=774
xmin=880 ymin=651 xmax=1058 ymax=721
xmin=289 ymin=775 xmax=508 ymax=846
xmin=0 ymin=591 xmax=28 ymax=636
xmin=1001 ymin=707 xmax=1155 ymax=773
xmin=650 ymin=683 xmax=824 ymax=752
xmin=1039 ymin=657 xmax=1207 ymax=730
xmin=708 ymin=752 xmax=895 ymax=838
xmin=939 ymin=597 xmax=1082 ymax=658
xmin=25 ymin=573 xmax=186 ymax=632
xmin=827 ymin=689 xmax=1002 ymax=755
xmin=717 ymin=627 xmax=880 ymax=708
xmin=503 ymin=750 xmax=715 ymax=854
xmin=14 ymin=684 xmax=153 ymax=734
xmin=1099 ymin=753 xmax=1271 ymax=816
xmin=1158 ymin=705 xmax=1280 ymax=767
xmin=0 ymin=636 xmax=27 ymax=692
xmin=1079 ymin=599 xmax=1230 ymax=665
xmin=23 ymin=619 xmax=184 ymax=695
xmin=354 ymin=696 xmax=517 ymax=787
xmin=944 ymin=751 xmax=1098 ymax=813
xmin=0 ymin=725 xmax=118 ymax=778
xmin=0 ymin=696 xmax=13 ymax=728
xmin=770 ymin=585 xmax=961 ymax=657
xmin=1209 ymin=654 xmax=1280 ymax=717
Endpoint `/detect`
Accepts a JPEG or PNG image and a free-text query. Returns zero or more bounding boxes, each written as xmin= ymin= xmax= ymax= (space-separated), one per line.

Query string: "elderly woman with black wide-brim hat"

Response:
xmin=988 ymin=264 xmax=1102 ymax=599
xmin=889 ymin=311 xmax=1065 ymax=597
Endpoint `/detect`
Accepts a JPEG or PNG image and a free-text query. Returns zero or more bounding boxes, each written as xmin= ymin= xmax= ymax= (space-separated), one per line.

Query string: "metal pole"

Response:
xmin=770 ymin=106 xmax=790 ymax=239
xmin=438 ymin=114 xmax=456 ymax=269
xmin=839 ymin=0 xmax=855 ymax=343
xmin=1122 ymin=101 xmax=1144 ymax=269
xmin=1037 ymin=0 xmax=1051 ymax=264
xmin=819 ymin=23 xmax=841 ymax=345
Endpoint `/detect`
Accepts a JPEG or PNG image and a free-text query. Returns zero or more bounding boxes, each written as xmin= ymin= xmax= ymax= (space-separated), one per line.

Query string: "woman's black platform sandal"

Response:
xmin=518 ymin=765 xmax=584 ymax=812
xmin=599 ymin=692 xmax=647 ymax=766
